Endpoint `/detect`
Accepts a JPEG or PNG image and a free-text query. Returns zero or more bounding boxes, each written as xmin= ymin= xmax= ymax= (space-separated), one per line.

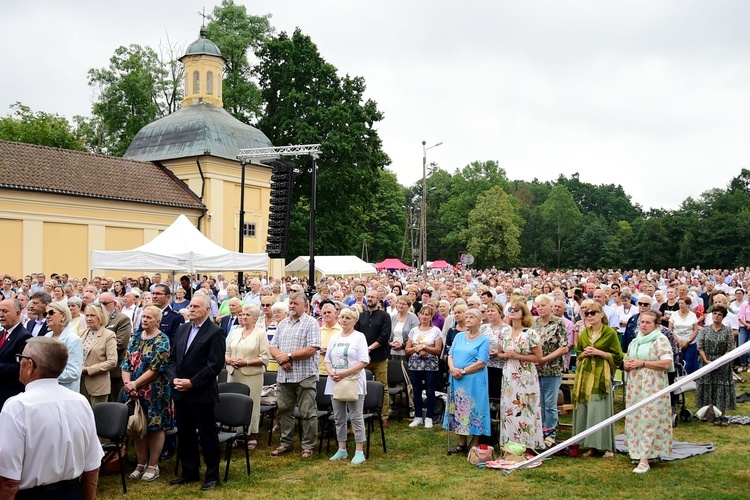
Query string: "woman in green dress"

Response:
xmin=572 ymin=299 xmax=624 ymax=458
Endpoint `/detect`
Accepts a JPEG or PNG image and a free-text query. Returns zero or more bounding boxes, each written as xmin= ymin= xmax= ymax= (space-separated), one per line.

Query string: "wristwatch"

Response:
xmin=287 ymin=352 xmax=293 ymax=361
xmin=460 ymin=368 xmax=466 ymax=375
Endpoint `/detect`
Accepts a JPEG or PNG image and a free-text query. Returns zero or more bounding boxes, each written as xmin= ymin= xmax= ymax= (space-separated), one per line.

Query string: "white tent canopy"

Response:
xmin=90 ymin=214 xmax=268 ymax=273
xmin=284 ymin=256 xmax=377 ymax=277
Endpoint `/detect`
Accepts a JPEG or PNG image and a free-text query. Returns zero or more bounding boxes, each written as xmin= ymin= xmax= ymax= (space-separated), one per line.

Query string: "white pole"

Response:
xmin=505 ymin=340 xmax=750 ymax=473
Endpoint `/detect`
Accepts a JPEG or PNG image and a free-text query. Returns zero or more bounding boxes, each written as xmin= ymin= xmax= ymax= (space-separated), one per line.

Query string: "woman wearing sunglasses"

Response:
xmin=571 ymin=300 xmax=624 ymax=457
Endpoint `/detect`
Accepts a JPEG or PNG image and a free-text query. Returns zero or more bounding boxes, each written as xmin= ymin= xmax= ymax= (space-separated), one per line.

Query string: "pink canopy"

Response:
xmin=429 ymin=260 xmax=451 ymax=269
xmin=375 ymin=258 xmax=411 ymax=271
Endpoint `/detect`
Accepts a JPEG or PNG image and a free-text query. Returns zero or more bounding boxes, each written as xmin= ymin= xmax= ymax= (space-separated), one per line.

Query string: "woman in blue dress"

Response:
xmin=443 ymin=308 xmax=491 ymax=453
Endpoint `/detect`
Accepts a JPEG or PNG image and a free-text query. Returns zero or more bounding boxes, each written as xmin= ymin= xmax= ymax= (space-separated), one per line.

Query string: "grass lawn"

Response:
xmin=97 ymin=373 xmax=750 ymax=499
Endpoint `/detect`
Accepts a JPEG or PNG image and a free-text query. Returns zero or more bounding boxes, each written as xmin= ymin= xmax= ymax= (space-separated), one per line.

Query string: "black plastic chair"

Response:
xmin=218 ymin=382 xmax=251 ymax=396
xmin=325 ymin=380 xmax=387 ymax=458
xmin=387 ymin=359 xmax=407 ymax=421
xmin=214 ymin=393 xmax=253 ymax=482
xmin=260 ymin=371 xmax=278 ymax=445
xmin=365 ymin=369 xmax=375 ymax=380
xmin=218 ymin=368 xmax=228 ymax=384
xmin=93 ymin=402 xmax=129 ymax=494
xmin=363 ymin=380 xmax=387 ymax=458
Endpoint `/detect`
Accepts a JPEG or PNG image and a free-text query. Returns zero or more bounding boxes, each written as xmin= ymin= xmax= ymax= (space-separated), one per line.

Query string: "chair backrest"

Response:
xmin=214 ymin=393 xmax=253 ymax=429
xmin=387 ymin=359 xmax=406 ymax=385
xmin=93 ymin=402 xmax=129 ymax=441
xmin=316 ymin=376 xmax=332 ymax=411
xmin=263 ymin=370 xmax=277 ymax=386
xmin=363 ymin=380 xmax=384 ymax=414
xmin=218 ymin=368 xmax=228 ymax=384
xmin=218 ymin=382 xmax=251 ymax=396
xmin=365 ymin=369 xmax=375 ymax=381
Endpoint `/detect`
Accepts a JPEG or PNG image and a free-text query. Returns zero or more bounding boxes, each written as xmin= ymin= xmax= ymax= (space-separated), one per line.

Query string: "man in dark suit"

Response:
xmin=168 ymin=293 xmax=225 ymax=491
xmin=151 ymin=284 xmax=185 ymax=341
xmin=24 ymin=292 xmax=50 ymax=337
xmin=219 ymin=298 xmax=242 ymax=336
xmin=355 ymin=289 xmax=392 ymax=428
xmin=0 ymin=299 xmax=32 ymax=409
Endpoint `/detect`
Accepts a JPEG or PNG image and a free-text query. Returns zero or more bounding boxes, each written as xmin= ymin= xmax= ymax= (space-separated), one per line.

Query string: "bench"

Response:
xmin=556 ymin=372 xmax=576 ymax=431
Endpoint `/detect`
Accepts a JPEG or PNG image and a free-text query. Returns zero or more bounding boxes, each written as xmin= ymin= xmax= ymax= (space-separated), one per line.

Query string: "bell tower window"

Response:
xmin=206 ymin=71 xmax=214 ymax=94
xmin=193 ymin=71 xmax=200 ymax=94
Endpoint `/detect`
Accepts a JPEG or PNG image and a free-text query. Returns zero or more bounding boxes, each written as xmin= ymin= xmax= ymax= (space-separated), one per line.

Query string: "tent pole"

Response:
xmin=238 ymin=161 xmax=247 ymax=292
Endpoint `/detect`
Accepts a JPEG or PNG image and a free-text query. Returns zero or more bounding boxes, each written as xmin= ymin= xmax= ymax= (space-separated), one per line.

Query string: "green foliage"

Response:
xmin=539 ymin=184 xmax=582 ymax=268
xmin=462 ymin=185 xmax=523 ymax=268
xmin=361 ymin=169 xmax=407 ymax=261
xmin=206 ymin=0 xmax=273 ymax=123
xmin=256 ymin=28 xmax=390 ymax=260
xmin=0 ymin=102 xmax=85 ymax=150
xmin=87 ymin=44 xmax=171 ymax=156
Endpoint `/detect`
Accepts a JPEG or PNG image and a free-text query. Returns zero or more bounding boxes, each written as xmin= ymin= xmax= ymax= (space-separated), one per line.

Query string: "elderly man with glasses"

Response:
xmin=99 ymin=291 xmax=133 ymax=402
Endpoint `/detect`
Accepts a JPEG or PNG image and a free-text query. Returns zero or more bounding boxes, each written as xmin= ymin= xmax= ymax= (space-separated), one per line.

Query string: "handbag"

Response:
xmin=333 ymin=374 xmax=360 ymax=402
xmin=468 ymin=444 xmax=495 ymax=465
xmin=126 ymin=398 xmax=148 ymax=439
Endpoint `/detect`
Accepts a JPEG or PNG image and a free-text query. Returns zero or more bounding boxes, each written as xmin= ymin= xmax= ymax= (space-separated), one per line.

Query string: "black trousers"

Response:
xmin=174 ymin=400 xmax=220 ymax=482
xmin=16 ymin=478 xmax=81 ymax=499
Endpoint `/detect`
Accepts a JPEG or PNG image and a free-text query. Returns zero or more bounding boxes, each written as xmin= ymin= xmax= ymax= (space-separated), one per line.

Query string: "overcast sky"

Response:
xmin=4 ymin=1 xmax=750 ymax=210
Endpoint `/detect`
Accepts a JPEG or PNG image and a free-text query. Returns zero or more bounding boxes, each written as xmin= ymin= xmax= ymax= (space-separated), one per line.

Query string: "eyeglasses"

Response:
xmin=261 ymin=304 xmax=273 ymax=307
xmin=509 ymin=307 xmax=522 ymax=313
xmin=15 ymin=354 xmax=36 ymax=368
xmin=637 ymin=302 xmax=650 ymax=306
xmin=44 ymin=310 xmax=57 ymax=317
xmin=584 ymin=311 xmax=598 ymax=317
xmin=151 ymin=292 xmax=166 ymax=296
xmin=100 ymin=301 xmax=113 ymax=306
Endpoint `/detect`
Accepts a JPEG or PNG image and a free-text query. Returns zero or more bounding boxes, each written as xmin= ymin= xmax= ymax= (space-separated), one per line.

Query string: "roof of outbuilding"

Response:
xmin=0 ymin=140 xmax=205 ymax=210
xmin=123 ymin=102 xmax=273 ymax=163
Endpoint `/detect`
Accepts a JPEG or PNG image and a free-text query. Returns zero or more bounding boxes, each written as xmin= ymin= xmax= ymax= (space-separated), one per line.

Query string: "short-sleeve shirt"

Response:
xmin=407 ymin=326 xmax=442 ymax=371
xmin=535 ymin=317 xmax=569 ymax=377
xmin=270 ymin=313 xmax=321 ymax=383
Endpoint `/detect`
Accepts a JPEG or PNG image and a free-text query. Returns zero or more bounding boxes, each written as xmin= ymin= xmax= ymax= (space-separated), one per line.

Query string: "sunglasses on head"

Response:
xmin=584 ymin=310 xmax=598 ymax=317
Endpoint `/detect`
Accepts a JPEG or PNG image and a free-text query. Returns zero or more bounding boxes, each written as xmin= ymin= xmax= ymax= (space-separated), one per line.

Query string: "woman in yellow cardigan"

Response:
xmin=225 ymin=304 xmax=270 ymax=450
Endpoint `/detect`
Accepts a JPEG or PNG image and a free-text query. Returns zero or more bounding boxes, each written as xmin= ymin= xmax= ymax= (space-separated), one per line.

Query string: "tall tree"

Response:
xmin=462 ymin=185 xmax=523 ymax=268
xmin=539 ymin=184 xmax=582 ymax=268
xmin=87 ymin=44 xmax=170 ymax=156
xmin=206 ymin=0 xmax=273 ymax=124
xmin=361 ymin=169 xmax=407 ymax=261
xmin=256 ymin=28 xmax=390 ymax=259
xmin=0 ymin=102 xmax=85 ymax=150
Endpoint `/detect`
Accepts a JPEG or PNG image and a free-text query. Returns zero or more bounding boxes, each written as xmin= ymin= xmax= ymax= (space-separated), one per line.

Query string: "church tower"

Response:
xmin=180 ymin=28 xmax=225 ymax=108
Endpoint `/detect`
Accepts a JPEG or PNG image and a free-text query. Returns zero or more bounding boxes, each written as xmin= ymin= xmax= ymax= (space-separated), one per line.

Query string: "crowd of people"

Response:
xmin=0 ymin=264 xmax=746 ymax=494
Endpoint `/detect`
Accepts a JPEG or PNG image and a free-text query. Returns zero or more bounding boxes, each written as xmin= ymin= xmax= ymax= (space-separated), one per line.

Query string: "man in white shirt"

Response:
xmin=121 ymin=291 xmax=139 ymax=328
xmin=593 ymin=288 xmax=620 ymax=330
xmin=243 ymin=278 xmax=262 ymax=305
xmin=0 ymin=337 xmax=102 ymax=499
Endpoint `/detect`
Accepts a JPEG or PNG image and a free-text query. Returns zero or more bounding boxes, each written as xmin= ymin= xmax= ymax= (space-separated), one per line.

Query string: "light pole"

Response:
xmin=421 ymin=140 xmax=442 ymax=275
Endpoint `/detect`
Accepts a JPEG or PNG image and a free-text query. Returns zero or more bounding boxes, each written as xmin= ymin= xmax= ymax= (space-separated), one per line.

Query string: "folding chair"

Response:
xmin=93 ymin=402 xmax=129 ymax=494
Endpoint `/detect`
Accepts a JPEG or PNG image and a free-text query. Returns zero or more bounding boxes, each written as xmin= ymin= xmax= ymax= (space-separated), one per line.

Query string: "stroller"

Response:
xmin=672 ymin=359 xmax=697 ymax=426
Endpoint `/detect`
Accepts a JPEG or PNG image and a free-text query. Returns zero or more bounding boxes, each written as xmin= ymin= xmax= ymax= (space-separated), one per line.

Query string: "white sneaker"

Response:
xmin=409 ymin=417 xmax=424 ymax=428
xmin=424 ymin=418 xmax=434 ymax=429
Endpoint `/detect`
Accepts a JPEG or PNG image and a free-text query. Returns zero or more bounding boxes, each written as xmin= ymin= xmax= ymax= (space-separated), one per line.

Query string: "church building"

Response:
xmin=0 ymin=27 xmax=281 ymax=278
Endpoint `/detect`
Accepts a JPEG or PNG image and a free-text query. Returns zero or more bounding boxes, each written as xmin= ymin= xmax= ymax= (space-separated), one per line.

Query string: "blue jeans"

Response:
xmin=409 ymin=370 xmax=438 ymax=419
xmin=740 ymin=327 xmax=750 ymax=366
xmin=539 ymin=376 xmax=562 ymax=437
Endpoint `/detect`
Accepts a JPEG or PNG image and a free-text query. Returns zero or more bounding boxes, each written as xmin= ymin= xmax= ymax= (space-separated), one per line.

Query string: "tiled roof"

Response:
xmin=0 ymin=140 xmax=205 ymax=210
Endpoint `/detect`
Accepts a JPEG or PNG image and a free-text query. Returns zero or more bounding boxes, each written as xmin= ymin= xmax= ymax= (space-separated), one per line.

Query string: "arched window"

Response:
xmin=206 ymin=71 xmax=214 ymax=94
xmin=193 ymin=71 xmax=200 ymax=94
xmin=184 ymin=75 xmax=189 ymax=96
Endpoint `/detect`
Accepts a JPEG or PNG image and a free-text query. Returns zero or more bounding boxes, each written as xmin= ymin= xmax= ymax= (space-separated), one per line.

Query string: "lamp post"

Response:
xmin=421 ymin=140 xmax=442 ymax=275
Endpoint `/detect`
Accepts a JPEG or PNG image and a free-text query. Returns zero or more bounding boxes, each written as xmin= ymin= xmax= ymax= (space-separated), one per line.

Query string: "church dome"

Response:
xmin=180 ymin=28 xmax=225 ymax=61
xmin=123 ymin=102 xmax=273 ymax=162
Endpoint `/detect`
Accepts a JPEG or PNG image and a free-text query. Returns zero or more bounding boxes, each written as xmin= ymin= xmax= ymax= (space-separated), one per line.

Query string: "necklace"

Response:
xmin=467 ymin=329 xmax=481 ymax=340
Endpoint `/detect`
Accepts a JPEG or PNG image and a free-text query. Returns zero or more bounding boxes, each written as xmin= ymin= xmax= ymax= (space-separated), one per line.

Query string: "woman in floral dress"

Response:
xmin=498 ymin=300 xmax=544 ymax=450
xmin=121 ymin=305 xmax=172 ymax=482
xmin=696 ymin=305 xmax=736 ymax=413
xmin=624 ymin=310 xmax=673 ymax=474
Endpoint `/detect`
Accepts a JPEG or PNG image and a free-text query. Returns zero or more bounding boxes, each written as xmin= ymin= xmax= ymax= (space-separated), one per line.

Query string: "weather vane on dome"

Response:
xmin=198 ymin=7 xmax=207 ymax=28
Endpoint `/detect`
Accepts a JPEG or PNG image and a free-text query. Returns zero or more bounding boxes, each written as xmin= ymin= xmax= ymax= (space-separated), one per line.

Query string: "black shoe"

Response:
xmin=170 ymin=476 xmax=198 ymax=485
xmin=201 ymin=480 xmax=219 ymax=491
xmin=160 ymin=449 xmax=174 ymax=460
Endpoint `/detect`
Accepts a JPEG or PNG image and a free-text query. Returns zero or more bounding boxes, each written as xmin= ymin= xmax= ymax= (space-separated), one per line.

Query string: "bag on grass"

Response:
xmin=468 ymin=444 xmax=495 ymax=465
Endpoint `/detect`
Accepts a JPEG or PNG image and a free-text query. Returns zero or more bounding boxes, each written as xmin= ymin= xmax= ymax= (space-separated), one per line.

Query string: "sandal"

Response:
xmin=301 ymin=449 xmax=314 ymax=458
xmin=583 ymin=449 xmax=597 ymax=457
xmin=633 ymin=462 xmax=650 ymax=474
xmin=602 ymin=451 xmax=615 ymax=458
xmin=454 ymin=444 xmax=468 ymax=454
xmin=247 ymin=440 xmax=258 ymax=451
xmin=129 ymin=464 xmax=146 ymax=479
xmin=270 ymin=446 xmax=292 ymax=456
xmin=141 ymin=465 xmax=160 ymax=482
